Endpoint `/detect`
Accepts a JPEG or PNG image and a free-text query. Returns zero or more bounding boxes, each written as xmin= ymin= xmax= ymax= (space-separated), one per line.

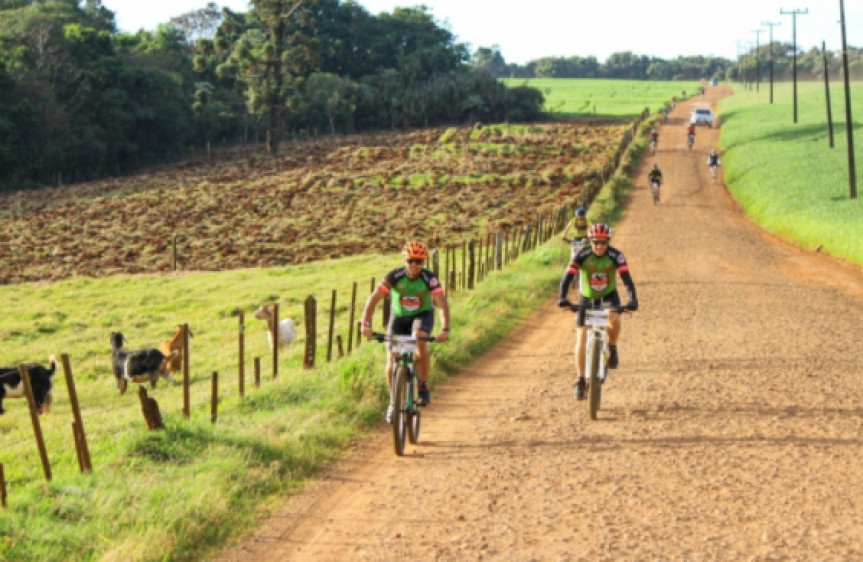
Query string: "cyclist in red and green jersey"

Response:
xmin=558 ymin=223 xmax=638 ymax=400
xmin=361 ymin=241 xmax=450 ymax=422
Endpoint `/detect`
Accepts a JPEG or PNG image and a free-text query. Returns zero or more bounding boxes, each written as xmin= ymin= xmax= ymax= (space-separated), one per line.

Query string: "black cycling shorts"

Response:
xmin=576 ymin=291 xmax=621 ymax=327
xmin=388 ymin=310 xmax=434 ymax=337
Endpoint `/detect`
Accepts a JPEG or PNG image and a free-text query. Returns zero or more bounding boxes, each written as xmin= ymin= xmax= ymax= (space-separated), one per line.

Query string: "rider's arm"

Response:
xmin=558 ymin=263 xmax=578 ymax=301
xmin=432 ymin=291 xmax=450 ymax=341
xmin=361 ymin=284 xmax=388 ymax=334
xmin=561 ymin=218 xmax=574 ymax=239
xmin=620 ymin=270 xmax=638 ymax=308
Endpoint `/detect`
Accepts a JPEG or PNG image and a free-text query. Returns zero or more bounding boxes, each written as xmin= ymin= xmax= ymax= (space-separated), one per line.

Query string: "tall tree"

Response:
xmin=217 ymin=0 xmax=315 ymax=156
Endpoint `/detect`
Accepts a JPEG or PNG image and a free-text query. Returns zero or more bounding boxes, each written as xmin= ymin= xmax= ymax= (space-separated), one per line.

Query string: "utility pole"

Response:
xmin=761 ymin=20 xmax=781 ymax=103
xmin=780 ymin=7 xmax=808 ymax=123
xmin=736 ymin=40 xmax=746 ymax=89
xmin=839 ymin=0 xmax=857 ymax=198
xmin=751 ymin=28 xmax=762 ymax=92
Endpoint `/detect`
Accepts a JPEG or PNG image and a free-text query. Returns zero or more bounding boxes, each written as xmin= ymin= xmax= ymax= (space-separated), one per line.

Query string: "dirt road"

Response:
xmin=215 ymin=87 xmax=863 ymax=561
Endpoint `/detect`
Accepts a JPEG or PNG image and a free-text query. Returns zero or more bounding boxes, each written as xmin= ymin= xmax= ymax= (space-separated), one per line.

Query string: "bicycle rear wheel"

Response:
xmin=392 ymin=365 xmax=409 ymax=456
xmin=587 ymin=337 xmax=602 ymax=420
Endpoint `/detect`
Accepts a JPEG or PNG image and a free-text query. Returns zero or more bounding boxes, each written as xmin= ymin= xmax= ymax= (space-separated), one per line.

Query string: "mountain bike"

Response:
xmin=563 ymin=236 xmax=586 ymax=261
xmin=371 ymin=333 xmax=437 ymax=456
xmin=650 ymin=138 xmax=658 ymax=155
xmin=687 ymin=133 xmax=695 ymax=150
xmin=560 ymin=300 xmax=633 ymax=420
xmin=649 ymin=180 xmax=660 ymax=205
xmin=710 ymin=164 xmax=718 ymax=182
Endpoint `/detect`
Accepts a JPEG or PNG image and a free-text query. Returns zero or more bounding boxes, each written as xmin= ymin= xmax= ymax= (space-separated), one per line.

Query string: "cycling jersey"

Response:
xmin=708 ymin=154 xmax=720 ymax=166
xmin=379 ymin=267 xmax=444 ymax=316
xmin=562 ymin=217 xmax=589 ymax=241
xmin=568 ymin=246 xmax=630 ymax=299
xmin=648 ymin=169 xmax=662 ymax=183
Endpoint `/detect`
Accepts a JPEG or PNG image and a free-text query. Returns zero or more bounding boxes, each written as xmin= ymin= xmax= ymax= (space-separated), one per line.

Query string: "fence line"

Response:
xmin=1 ymin=109 xmax=649 ymax=502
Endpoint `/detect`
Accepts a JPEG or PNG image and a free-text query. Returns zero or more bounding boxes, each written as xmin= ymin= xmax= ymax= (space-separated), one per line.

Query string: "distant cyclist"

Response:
xmin=558 ymin=223 xmax=638 ymax=400
xmin=561 ymin=206 xmax=589 ymax=259
xmin=361 ymin=241 xmax=450 ymax=422
xmin=647 ymin=163 xmax=663 ymax=202
xmin=707 ymin=148 xmax=721 ymax=169
xmin=686 ymin=123 xmax=696 ymax=148
xmin=707 ymin=149 xmax=721 ymax=179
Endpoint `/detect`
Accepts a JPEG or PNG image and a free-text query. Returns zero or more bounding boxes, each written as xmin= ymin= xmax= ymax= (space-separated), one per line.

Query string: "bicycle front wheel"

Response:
xmin=392 ymin=365 xmax=409 ymax=456
xmin=587 ymin=337 xmax=602 ymax=420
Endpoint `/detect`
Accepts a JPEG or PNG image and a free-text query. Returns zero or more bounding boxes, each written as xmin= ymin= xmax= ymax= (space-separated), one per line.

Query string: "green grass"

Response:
xmin=5 ymin=77 xmax=863 ymax=561
xmin=502 ymin=78 xmax=703 ymax=118
xmin=718 ymin=81 xmax=863 ymax=264
xmin=0 ymin=241 xmax=576 ymax=561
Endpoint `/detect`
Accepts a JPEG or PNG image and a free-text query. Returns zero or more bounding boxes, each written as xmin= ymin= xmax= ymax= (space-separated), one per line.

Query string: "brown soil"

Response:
xmin=214 ymin=87 xmax=863 ymax=561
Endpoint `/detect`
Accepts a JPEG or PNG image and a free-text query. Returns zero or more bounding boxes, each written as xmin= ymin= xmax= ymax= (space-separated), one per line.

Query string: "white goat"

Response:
xmin=253 ymin=304 xmax=297 ymax=349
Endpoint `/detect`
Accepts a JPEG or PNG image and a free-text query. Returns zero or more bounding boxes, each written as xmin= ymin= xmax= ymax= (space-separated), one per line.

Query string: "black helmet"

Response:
xmin=575 ymin=207 xmax=586 ymax=218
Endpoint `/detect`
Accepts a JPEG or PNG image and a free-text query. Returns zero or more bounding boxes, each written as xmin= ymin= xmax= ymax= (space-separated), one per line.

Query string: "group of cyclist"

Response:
xmin=364 ymin=106 xmax=721 ymax=419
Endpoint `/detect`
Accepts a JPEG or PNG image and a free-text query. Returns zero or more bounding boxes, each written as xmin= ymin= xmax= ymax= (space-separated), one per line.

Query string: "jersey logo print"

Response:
xmin=589 ymin=272 xmax=610 ymax=292
xmin=400 ymin=295 xmax=422 ymax=312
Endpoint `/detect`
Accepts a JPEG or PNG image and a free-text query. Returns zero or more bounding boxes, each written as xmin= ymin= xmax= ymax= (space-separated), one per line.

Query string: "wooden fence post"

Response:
xmin=20 ymin=365 xmax=51 ymax=481
xmin=61 ymin=354 xmax=92 ymax=473
xmin=303 ymin=296 xmax=317 ymax=369
xmin=348 ymin=282 xmax=357 ymax=354
xmin=182 ymin=322 xmax=190 ymax=419
xmin=254 ymin=357 xmax=261 ymax=387
xmin=327 ymin=290 xmax=336 ymax=362
xmin=272 ymin=304 xmax=279 ymax=379
xmin=468 ymin=240 xmax=475 ymax=290
xmin=138 ymin=387 xmax=164 ymax=430
xmin=0 ymin=464 xmax=6 ymax=508
xmin=238 ymin=311 xmax=245 ymax=399
xmin=211 ymin=372 xmax=218 ymax=424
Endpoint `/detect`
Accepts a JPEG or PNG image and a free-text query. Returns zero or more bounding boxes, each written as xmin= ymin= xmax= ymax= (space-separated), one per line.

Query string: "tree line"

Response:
xmin=473 ymin=43 xmax=863 ymax=83
xmin=0 ymin=0 xmax=545 ymax=189
xmin=3 ymin=1 xmax=860 ymax=191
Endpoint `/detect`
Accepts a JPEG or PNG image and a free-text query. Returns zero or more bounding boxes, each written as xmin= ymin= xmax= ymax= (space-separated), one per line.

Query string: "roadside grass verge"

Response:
xmin=718 ymin=81 xmax=863 ymax=264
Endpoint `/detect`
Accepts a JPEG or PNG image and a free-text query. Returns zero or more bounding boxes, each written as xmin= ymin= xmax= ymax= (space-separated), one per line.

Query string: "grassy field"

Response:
xmin=0 ymin=117 xmax=650 ymax=560
xmin=718 ymin=81 xmax=863 ymax=265
xmin=502 ymin=78 xmax=704 ymax=118
xmin=4 ymin=76 xmax=863 ymax=561
xmin=0 ymin=247 xmax=575 ymax=561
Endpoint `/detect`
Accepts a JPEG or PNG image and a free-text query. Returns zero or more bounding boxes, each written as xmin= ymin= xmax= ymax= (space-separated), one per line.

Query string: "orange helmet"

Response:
xmin=587 ymin=223 xmax=612 ymax=240
xmin=402 ymin=241 xmax=428 ymax=260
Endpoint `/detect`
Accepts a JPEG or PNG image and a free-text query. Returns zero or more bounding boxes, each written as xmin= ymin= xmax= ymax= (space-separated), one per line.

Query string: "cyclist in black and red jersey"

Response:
xmin=558 ymin=224 xmax=638 ymax=400
xmin=361 ymin=241 xmax=450 ymax=422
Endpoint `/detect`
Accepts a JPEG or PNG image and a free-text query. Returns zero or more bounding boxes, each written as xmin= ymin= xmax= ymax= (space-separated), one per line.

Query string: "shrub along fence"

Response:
xmin=1 ymin=109 xmax=650 ymax=504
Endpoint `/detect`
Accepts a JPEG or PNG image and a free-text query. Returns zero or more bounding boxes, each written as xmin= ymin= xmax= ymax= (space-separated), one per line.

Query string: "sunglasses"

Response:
xmin=590 ymin=239 xmax=609 ymax=246
xmin=406 ymin=258 xmax=424 ymax=265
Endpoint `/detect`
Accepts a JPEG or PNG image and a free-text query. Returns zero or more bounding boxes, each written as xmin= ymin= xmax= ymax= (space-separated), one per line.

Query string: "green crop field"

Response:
xmin=503 ymin=78 xmax=703 ymax=118
xmin=717 ymin=81 xmax=863 ymax=265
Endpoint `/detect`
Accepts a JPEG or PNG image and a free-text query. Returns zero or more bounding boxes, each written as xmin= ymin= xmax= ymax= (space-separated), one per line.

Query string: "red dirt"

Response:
xmin=214 ymin=86 xmax=863 ymax=561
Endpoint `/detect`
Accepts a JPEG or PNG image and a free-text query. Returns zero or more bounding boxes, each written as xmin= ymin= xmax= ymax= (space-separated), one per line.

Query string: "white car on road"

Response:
xmin=690 ymin=107 xmax=714 ymax=127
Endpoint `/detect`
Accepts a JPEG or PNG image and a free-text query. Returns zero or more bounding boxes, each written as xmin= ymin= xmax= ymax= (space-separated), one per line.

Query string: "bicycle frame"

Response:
xmin=371 ymin=332 xmax=435 ymax=455
xmin=561 ymin=301 xmax=625 ymax=420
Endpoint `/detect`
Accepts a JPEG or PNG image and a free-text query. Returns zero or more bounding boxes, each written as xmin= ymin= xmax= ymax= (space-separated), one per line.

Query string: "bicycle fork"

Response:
xmin=586 ymin=329 xmax=609 ymax=383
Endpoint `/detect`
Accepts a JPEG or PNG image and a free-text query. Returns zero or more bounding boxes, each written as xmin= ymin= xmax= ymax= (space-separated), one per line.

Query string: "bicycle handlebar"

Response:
xmin=369 ymin=332 xmax=439 ymax=343
xmin=558 ymin=300 xmax=635 ymax=314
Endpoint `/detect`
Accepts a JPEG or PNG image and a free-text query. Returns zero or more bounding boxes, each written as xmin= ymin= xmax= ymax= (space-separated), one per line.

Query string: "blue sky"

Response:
xmin=104 ymin=0 xmax=862 ymax=64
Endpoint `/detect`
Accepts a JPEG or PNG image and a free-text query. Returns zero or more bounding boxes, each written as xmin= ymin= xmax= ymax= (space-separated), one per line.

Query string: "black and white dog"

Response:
xmin=0 ymin=356 xmax=57 ymax=414
xmin=110 ymin=332 xmax=177 ymax=395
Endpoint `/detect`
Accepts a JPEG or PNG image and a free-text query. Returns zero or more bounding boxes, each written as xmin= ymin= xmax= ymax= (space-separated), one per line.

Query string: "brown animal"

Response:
xmin=158 ymin=324 xmax=193 ymax=376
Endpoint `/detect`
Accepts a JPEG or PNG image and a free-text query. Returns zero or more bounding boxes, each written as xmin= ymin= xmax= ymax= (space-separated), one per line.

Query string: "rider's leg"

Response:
xmin=414 ymin=332 xmax=430 ymax=383
xmin=608 ymin=313 xmax=621 ymax=346
xmin=384 ymin=352 xmax=395 ymax=392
